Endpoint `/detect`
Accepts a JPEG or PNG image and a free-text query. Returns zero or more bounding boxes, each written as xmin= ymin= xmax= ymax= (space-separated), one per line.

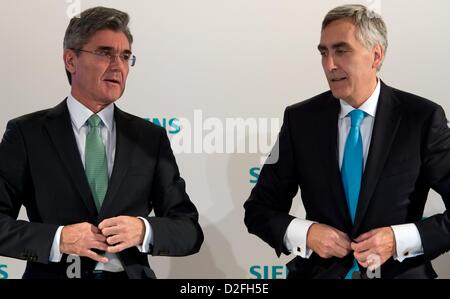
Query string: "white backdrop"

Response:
xmin=0 ymin=0 xmax=449 ymax=279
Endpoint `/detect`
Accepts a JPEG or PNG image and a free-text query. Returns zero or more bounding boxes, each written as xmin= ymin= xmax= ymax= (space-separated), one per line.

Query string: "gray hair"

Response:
xmin=322 ymin=4 xmax=388 ymax=69
xmin=63 ymin=6 xmax=133 ymax=84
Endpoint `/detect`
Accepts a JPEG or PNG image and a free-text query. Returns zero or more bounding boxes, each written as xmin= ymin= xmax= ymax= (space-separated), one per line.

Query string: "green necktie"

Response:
xmin=85 ymin=114 xmax=108 ymax=211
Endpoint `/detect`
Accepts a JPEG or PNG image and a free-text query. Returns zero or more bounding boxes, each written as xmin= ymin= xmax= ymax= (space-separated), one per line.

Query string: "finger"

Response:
xmin=101 ymin=226 xmax=122 ymax=237
xmin=357 ymin=251 xmax=383 ymax=270
xmin=335 ymin=235 xmax=352 ymax=251
xmin=354 ymin=230 xmax=374 ymax=243
xmin=354 ymin=249 xmax=372 ymax=263
xmin=106 ymin=235 xmax=122 ymax=246
xmin=106 ymin=243 xmax=127 ymax=254
xmin=90 ymin=224 xmax=101 ymax=234
xmin=89 ymin=240 xmax=109 ymax=251
xmin=98 ymin=217 xmax=120 ymax=230
xmin=333 ymin=243 xmax=351 ymax=258
xmin=352 ymin=239 xmax=372 ymax=253
xmin=84 ymin=249 xmax=109 ymax=263
xmin=353 ymin=251 xmax=369 ymax=267
xmin=93 ymin=233 xmax=107 ymax=243
xmin=356 ymin=259 xmax=368 ymax=268
xmin=334 ymin=229 xmax=351 ymax=243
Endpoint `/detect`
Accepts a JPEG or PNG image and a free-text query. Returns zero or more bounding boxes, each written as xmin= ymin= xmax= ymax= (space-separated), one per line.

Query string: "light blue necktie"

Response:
xmin=341 ymin=109 xmax=365 ymax=279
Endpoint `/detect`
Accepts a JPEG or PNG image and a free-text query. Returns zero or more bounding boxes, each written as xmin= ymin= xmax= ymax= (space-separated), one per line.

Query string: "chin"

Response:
xmin=331 ymin=91 xmax=345 ymax=100
xmin=103 ymin=91 xmax=123 ymax=101
xmin=330 ymin=88 xmax=350 ymax=100
xmin=98 ymin=96 xmax=119 ymax=105
xmin=101 ymin=87 xmax=124 ymax=101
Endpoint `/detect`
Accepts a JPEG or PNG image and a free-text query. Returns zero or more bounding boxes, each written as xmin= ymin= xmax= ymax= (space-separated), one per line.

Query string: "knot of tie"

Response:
xmin=87 ymin=114 xmax=102 ymax=128
xmin=349 ymin=109 xmax=365 ymax=128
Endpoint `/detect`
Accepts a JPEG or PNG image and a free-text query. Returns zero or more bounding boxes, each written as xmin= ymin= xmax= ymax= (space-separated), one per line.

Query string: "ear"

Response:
xmin=372 ymin=44 xmax=384 ymax=70
xmin=63 ymin=49 xmax=77 ymax=76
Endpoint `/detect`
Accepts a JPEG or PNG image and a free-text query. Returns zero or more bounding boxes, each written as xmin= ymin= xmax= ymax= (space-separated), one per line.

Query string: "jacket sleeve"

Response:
xmin=0 ymin=120 xmax=59 ymax=264
xmin=145 ymin=129 xmax=204 ymax=257
xmin=244 ymin=107 xmax=299 ymax=257
xmin=415 ymin=105 xmax=450 ymax=260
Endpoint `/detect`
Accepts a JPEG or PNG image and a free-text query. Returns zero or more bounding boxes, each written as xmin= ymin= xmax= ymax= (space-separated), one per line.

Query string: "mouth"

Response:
xmin=330 ymin=76 xmax=347 ymax=82
xmin=103 ymin=79 xmax=121 ymax=86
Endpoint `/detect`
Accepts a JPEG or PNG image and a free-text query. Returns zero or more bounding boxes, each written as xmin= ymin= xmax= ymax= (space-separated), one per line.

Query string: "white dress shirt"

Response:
xmin=284 ymin=79 xmax=424 ymax=262
xmin=49 ymin=95 xmax=153 ymax=272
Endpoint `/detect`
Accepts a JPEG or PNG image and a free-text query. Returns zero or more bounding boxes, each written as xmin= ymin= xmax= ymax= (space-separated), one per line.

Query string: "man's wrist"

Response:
xmin=137 ymin=217 xmax=145 ymax=245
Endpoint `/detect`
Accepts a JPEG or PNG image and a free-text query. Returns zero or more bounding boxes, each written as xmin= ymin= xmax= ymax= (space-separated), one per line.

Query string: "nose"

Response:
xmin=110 ymin=55 xmax=123 ymax=65
xmin=323 ymin=54 xmax=337 ymax=72
xmin=109 ymin=55 xmax=127 ymax=71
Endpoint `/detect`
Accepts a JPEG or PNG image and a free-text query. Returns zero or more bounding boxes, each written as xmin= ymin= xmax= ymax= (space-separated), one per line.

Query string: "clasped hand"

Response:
xmin=306 ymin=223 xmax=396 ymax=270
xmin=60 ymin=216 xmax=145 ymax=263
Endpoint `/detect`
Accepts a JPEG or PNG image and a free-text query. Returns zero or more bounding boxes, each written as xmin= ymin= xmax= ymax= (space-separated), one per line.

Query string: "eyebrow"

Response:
xmin=96 ymin=46 xmax=132 ymax=54
xmin=317 ymin=42 xmax=351 ymax=51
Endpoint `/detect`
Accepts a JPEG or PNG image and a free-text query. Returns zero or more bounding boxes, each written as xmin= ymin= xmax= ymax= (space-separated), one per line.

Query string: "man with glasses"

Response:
xmin=0 ymin=6 xmax=203 ymax=279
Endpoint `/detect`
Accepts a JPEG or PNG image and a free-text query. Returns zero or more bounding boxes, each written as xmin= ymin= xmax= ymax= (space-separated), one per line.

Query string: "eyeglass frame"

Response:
xmin=70 ymin=47 xmax=136 ymax=67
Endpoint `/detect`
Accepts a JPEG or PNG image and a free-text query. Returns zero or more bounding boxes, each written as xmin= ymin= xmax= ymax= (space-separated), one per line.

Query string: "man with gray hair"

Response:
xmin=245 ymin=4 xmax=450 ymax=278
xmin=0 ymin=6 xmax=203 ymax=279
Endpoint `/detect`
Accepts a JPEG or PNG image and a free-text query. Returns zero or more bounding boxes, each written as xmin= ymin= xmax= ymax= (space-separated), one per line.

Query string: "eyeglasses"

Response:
xmin=72 ymin=48 xmax=136 ymax=67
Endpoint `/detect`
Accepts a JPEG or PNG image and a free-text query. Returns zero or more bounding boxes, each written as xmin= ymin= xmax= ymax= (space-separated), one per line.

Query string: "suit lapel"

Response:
xmin=322 ymin=95 xmax=353 ymax=232
xmin=44 ymin=99 xmax=98 ymax=218
xmin=98 ymin=106 xmax=137 ymax=219
xmin=352 ymin=82 xmax=403 ymax=236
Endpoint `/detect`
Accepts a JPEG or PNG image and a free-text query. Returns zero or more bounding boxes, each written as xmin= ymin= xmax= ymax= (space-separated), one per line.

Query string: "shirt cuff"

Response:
xmin=49 ymin=226 xmax=64 ymax=262
xmin=391 ymin=223 xmax=424 ymax=262
xmin=136 ymin=217 xmax=153 ymax=253
xmin=283 ymin=218 xmax=316 ymax=258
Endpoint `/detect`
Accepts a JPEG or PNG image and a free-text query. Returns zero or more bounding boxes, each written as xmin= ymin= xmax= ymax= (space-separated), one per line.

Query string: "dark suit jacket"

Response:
xmin=244 ymin=81 xmax=450 ymax=278
xmin=0 ymin=100 xmax=203 ymax=279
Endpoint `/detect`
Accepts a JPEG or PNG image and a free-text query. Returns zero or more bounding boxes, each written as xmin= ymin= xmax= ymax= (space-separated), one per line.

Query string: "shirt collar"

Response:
xmin=339 ymin=78 xmax=381 ymax=119
xmin=66 ymin=94 xmax=115 ymax=131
